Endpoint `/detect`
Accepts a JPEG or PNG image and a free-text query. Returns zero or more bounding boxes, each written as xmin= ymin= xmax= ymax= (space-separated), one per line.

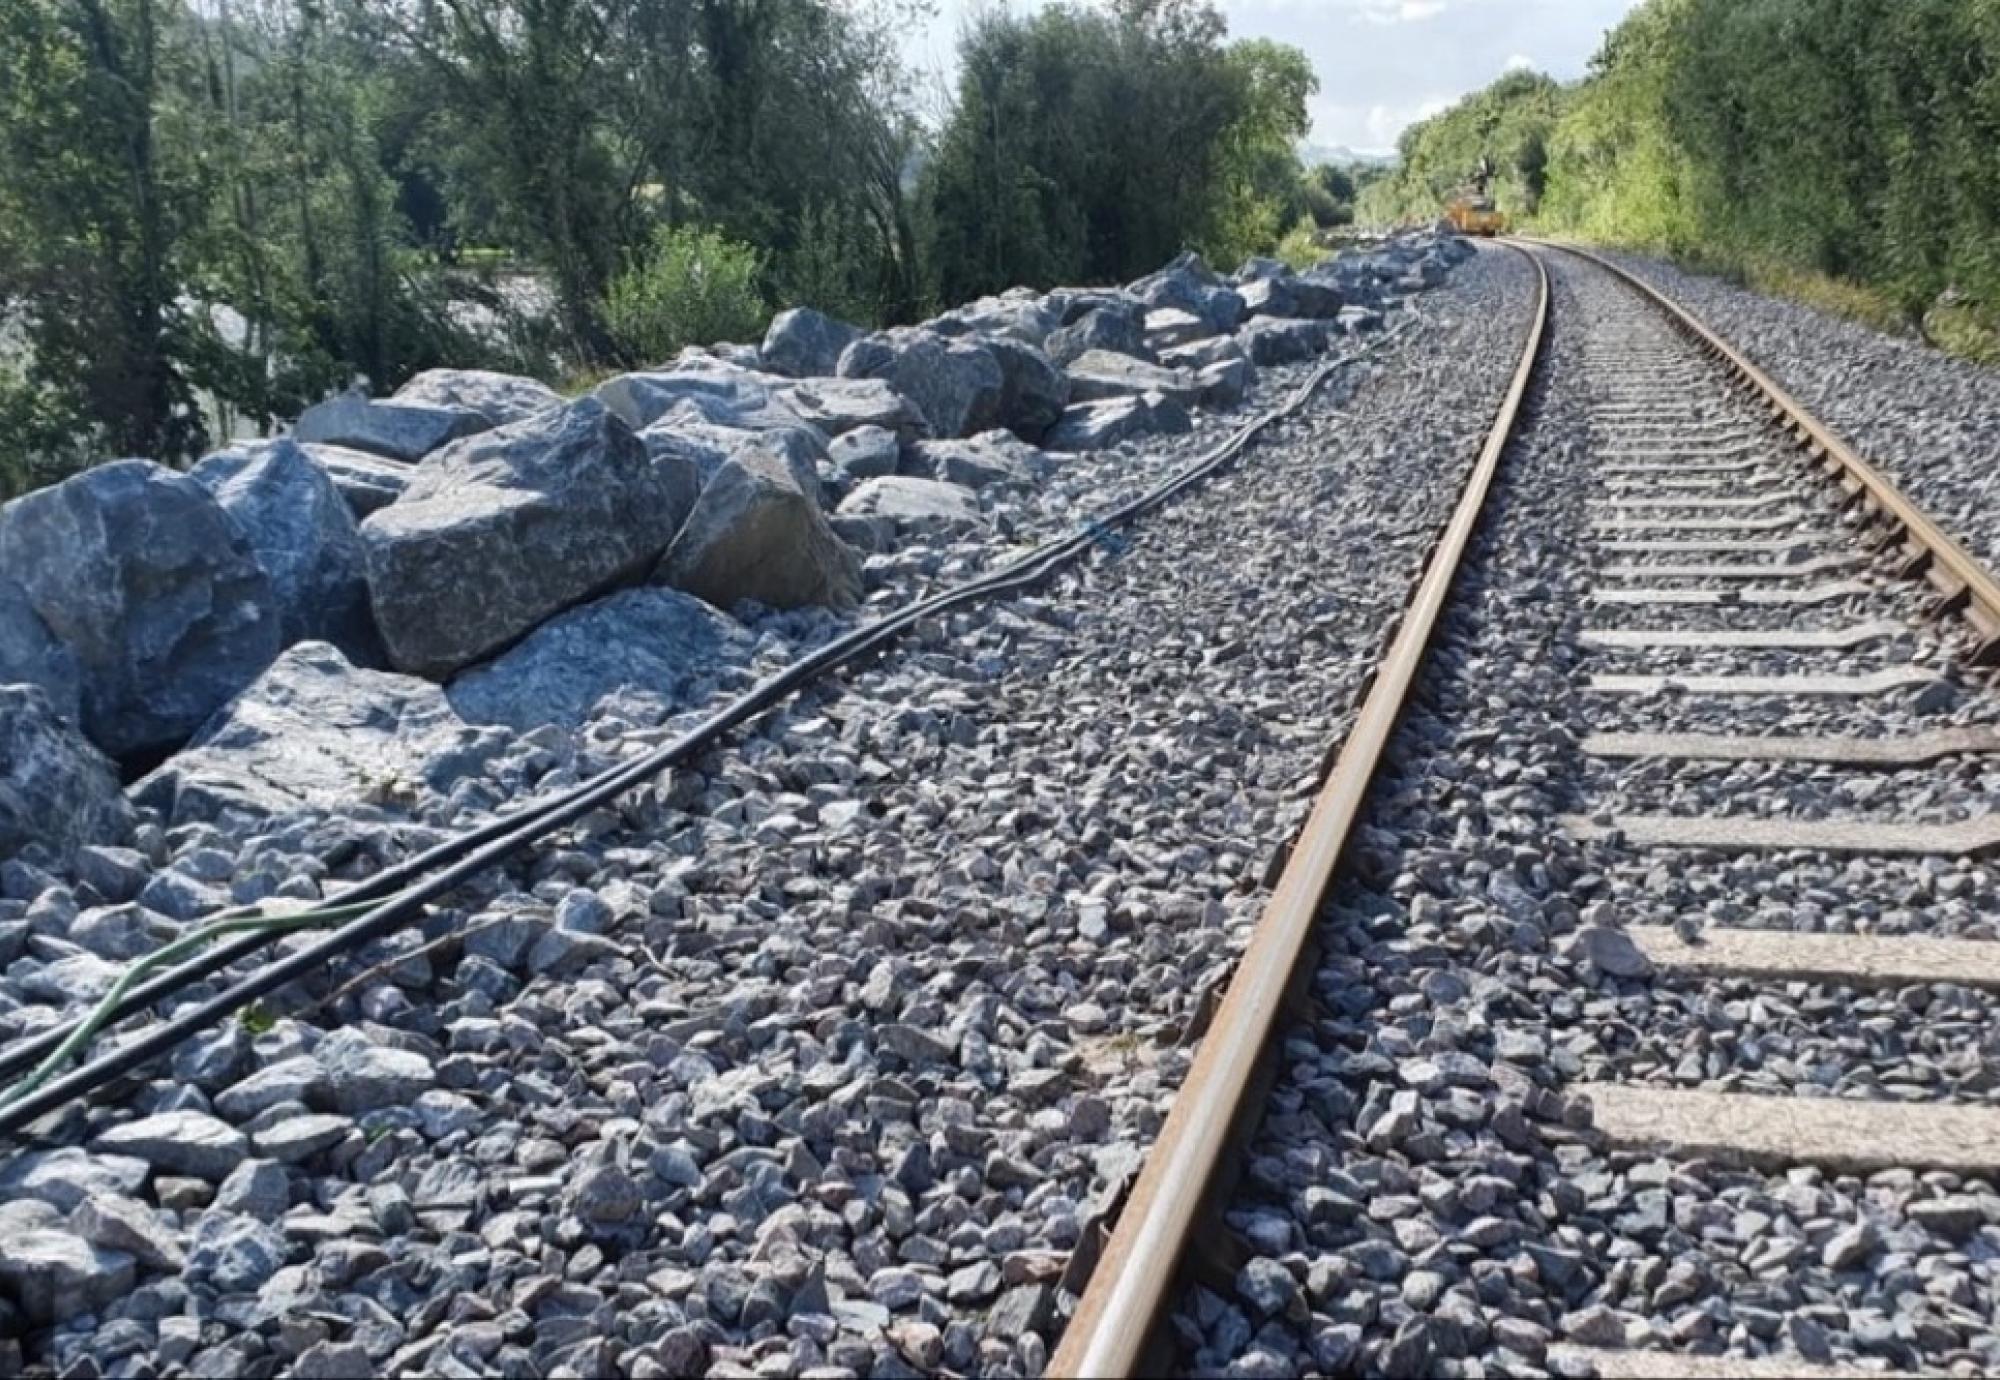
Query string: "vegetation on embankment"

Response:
xmin=1358 ymin=0 xmax=2000 ymax=364
xmin=0 ymin=0 xmax=1353 ymax=500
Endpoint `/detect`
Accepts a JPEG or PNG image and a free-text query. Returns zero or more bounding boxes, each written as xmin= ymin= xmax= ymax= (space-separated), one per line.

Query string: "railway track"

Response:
xmin=1052 ymin=243 xmax=2000 ymax=1378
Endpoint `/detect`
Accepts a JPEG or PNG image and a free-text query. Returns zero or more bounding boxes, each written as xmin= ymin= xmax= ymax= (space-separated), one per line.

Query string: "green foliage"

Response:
xmin=924 ymin=1 xmax=1315 ymax=298
xmin=603 ymin=226 xmax=767 ymax=366
xmin=1375 ymin=1 xmax=2000 ymax=357
xmin=0 ymin=0 xmax=211 ymax=471
xmin=1357 ymin=69 xmax=1566 ymax=227
xmin=1274 ymin=218 xmax=1326 ymax=272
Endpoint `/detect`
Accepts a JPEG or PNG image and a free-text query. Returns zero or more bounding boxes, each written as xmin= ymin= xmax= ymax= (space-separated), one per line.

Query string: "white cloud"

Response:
xmin=1504 ymin=53 xmax=1536 ymax=72
xmin=1353 ymin=0 xmax=1448 ymax=23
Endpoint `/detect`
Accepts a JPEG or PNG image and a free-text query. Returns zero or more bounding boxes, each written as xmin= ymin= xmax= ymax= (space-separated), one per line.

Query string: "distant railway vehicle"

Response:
xmin=1446 ymin=190 xmax=1506 ymax=237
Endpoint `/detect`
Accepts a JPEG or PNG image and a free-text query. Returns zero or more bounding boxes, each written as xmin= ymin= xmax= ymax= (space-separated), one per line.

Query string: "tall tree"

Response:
xmin=0 ymin=0 xmax=208 ymax=479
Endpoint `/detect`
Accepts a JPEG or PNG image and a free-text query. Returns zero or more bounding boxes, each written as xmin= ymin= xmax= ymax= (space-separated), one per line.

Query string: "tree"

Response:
xmin=0 ymin=0 xmax=208 ymax=483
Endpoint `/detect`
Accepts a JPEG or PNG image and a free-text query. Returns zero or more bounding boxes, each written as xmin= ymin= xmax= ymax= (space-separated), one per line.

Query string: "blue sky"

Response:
xmin=899 ymin=0 xmax=1646 ymax=154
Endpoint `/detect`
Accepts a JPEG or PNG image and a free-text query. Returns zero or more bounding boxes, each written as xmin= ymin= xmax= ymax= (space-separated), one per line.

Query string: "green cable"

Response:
xmin=0 ymin=898 xmax=385 ymax=1111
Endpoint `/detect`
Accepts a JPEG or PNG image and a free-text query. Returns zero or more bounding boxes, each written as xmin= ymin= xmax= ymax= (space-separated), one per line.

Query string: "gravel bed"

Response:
xmin=1174 ymin=253 xmax=2000 ymax=1379
xmin=1604 ymin=250 xmax=2000 ymax=582
xmin=0 ymin=249 xmax=1541 ymax=1379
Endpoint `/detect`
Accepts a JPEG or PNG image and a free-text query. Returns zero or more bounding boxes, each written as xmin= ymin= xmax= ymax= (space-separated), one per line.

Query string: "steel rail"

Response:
xmin=1526 ymin=238 xmax=2000 ymax=663
xmin=1046 ymin=243 xmax=1552 ymax=1378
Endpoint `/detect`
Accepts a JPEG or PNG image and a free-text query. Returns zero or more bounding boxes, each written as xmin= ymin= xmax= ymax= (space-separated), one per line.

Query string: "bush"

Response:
xmin=603 ymin=226 xmax=767 ymax=366
xmin=1275 ymin=218 xmax=1325 ymax=271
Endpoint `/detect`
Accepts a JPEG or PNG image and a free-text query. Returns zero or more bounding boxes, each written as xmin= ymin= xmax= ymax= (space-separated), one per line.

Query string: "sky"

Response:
xmin=898 ymin=0 xmax=1646 ymax=155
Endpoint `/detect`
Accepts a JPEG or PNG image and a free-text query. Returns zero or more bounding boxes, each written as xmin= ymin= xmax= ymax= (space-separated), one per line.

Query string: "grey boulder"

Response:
xmin=656 ymin=446 xmax=862 ymax=612
xmin=1241 ymin=273 xmax=1343 ymax=320
xmin=302 ymin=444 xmax=412 ymax=518
xmin=191 ymin=439 xmax=375 ymax=658
xmin=760 ymin=308 xmax=863 ymax=380
xmin=828 ymin=426 xmax=902 ymax=480
xmin=447 ymin=587 xmax=756 ymax=732
xmin=1159 ymin=335 xmax=1251 ymax=373
xmin=984 ymin=337 xmax=1070 ymax=441
xmin=1196 ymin=358 xmax=1254 ymax=408
xmin=0 ymin=684 xmax=133 ymax=859
xmin=390 ymin=368 xmax=562 ymax=426
xmin=838 ymin=477 xmax=987 ymax=539
xmin=1065 ymin=350 xmax=1204 ymax=409
xmin=294 ymin=389 xmax=488 ymax=463
xmin=360 ymin=399 xmax=681 ymax=678
xmin=778 ymin=376 xmax=924 ymax=439
xmin=1144 ymin=308 xmax=1213 ymax=351
xmin=0 ymin=459 xmax=281 ymax=760
xmin=0 ymin=580 xmax=81 ymax=725
xmin=131 ymin=642 xmax=506 ymax=830
xmin=1238 ymin=318 xmax=1332 ymax=366
xmin=905 ymin=432 xmax=1051 ymax=491
xmin=1045 ymin=307 xmax=1145 ymax=367
xmin=1045 ymin=393 xmax=1192 ymax=453
xmin=837 ymin=329 xmax=1002 ymax=439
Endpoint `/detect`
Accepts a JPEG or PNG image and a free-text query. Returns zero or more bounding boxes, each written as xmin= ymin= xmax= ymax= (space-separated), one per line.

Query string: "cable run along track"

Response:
xmin=1053 ymin=241 xmax=2000 ymax=1377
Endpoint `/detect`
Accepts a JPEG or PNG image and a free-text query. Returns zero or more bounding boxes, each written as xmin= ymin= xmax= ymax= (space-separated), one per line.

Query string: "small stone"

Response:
xmin=1235 ymin=1257 xmax=1302 ymax=1319
xmin=1572 ymin=926 xmax=1652 ymax=978
xmin=93 ymin=1110 xmax=247 ymax=1182
xmin=1822 ymin=1219 xmax=1879 ymax=1270
xmin=214 ymin=1159 xmax=290 ymax=1221
xmin=70 ymin=1194 xmax=184 ymax=1271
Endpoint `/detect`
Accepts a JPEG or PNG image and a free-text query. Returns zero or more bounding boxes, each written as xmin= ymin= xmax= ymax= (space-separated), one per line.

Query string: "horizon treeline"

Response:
xmin=1358 ymin=0 xmax=2000 ymax=358
xmin=0 ymin=0 xmax=1345 ymax=498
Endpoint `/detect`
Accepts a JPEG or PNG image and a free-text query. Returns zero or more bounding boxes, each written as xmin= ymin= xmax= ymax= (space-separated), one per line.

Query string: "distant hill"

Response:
xmin=1298 ymin=142 xmax=1396 ymax=170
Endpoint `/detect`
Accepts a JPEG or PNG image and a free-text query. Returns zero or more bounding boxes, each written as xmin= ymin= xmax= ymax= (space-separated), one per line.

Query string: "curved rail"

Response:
xmin=1047 ymin=242 xmax=1552 ymax=1377
xmin=1525 ymin=238 xmax=2000 ymax=663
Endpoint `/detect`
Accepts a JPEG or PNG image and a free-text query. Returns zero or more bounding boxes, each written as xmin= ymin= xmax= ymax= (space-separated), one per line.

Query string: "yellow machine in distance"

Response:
xmin=1446 ymin=154 xmax=1506 ymax=236
xmin=1446 ymin=191 xmax=1505 ymax=237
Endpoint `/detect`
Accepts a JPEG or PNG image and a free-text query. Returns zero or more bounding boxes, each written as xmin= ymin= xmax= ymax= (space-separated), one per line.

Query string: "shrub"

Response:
xmin=603 ymin=226 xmax=767 ymax=366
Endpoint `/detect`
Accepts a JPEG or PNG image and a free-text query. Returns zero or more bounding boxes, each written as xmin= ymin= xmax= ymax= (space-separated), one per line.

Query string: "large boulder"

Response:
xmin=1065 ymin=351 xmax=1205 ymax=409
xmin=447 ymin=587 xmax=757 ymax=731
xmin=777 ymin=377 xmax=925 ymax=440
xmin=904 ymin=432 xmax=1051 ymax=492
xmin=390 ymin=369 xmax=562 ymax=426
xmin=760 ymin=308 xmax=863 ymax=380
xmin=0 ymin=460 xmax=282 ymax=761
xmin=927 ymin=291 xmax=1064 ymax=347
xmin=1045 ymin=307 xmax=1145 ymax=367
xmin=1238 ymin=318 xmax=1332 ymax=366
xmin=837 ymin=477 xmax=987 ymax=539
xmin=1143 ymin=308 xmax=1213 ymax=352
xmin=0 ymin=580 xmax=81 ymax=724
xmin=656 ymin=446 xmax=862 ymax=612
xmin=294 ymin=389 xmax=488 ymax=463
xmin=1130 ymin=253 xmax=1245 ymax=334
xmin=131 ymin=642 xmax=505 ymax=830
xmin=0 ymin=685 xmax=133 ymax=859
xmin=1045 ymin=393 xmax=1192 ymax=453
xmin=302 ymin=445 xmax=411 ymax=518
xmin=1196 ymin=358 xmax=1254 ymax=408
xmin=595 ymin=362 xmax=797 ymax=434
xmin=191 ymin=440 xmax=375 ymax=659
xmin=837 ymin=329 xmax=1002 ymax=439
xmin=828 ymin=426 xmax=901 ymax=481
xmin=1241 ymin=274 xmax=1343 ymax=320
xmin=1159 ymin=335 xmax=1251 ymax=373
xmin=984 ymin=338 xmax=1070 ymax=441
xmin=360 ymin=399 xmax=681 ymax=679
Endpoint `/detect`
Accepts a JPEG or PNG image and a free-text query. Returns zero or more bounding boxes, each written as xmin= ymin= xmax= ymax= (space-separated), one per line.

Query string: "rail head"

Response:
xmin=1522 ymin=236 xmax=2000 ymax=660
xmin=1046 ymin=241 xmax=1552 ymax=1378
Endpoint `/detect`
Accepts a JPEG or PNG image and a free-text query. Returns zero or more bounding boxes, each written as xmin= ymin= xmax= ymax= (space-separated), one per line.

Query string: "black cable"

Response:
xmin=0 ymin=333 xmax=1384 ymax=1138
